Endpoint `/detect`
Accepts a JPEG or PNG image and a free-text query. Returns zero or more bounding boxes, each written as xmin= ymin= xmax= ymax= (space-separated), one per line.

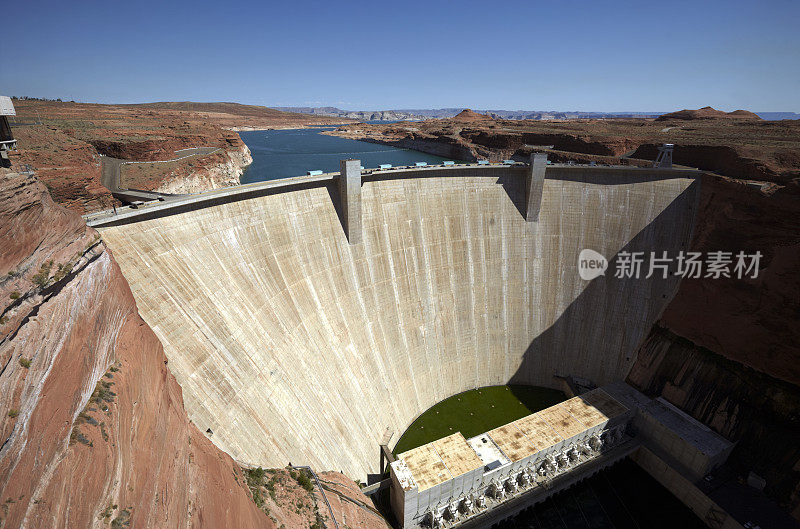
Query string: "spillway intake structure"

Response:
xmin=97 ymin=160 xmax=702 ymax=479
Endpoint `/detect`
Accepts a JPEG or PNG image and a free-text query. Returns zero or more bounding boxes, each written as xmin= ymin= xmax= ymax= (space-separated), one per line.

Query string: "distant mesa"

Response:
xmin=656 ymin=106 xmax=762 ymax=121
xmin=450 ymin=108 xmax=493 ymax=122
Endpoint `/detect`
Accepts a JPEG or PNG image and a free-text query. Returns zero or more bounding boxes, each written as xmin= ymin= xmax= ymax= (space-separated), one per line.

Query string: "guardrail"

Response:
xmin=84 ymin=164 xmax=521 ymax=227
xmin=85 ymin=161 xmax=701 ymax=229
xmin=118 ymin=147 xmax=221 ymax=170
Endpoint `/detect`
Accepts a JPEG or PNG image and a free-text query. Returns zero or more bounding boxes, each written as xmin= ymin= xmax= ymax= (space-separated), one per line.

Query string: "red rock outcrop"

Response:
xmin=450 ymin=109 xmax=493 ymax=122
xmin=242 ymin=468 xmax=389 ymax=529
xmin=0 ymin=170 xmax=270 ymax=529
xmin=328 ymin=114 xmax=799 ymax=184
xmin=656 ymin=106 xmax=763 ymax=121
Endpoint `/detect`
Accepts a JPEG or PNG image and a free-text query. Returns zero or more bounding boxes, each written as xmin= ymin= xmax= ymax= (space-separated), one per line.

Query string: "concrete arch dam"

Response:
xmin=97 ymin=164 xmax=701 ymax=479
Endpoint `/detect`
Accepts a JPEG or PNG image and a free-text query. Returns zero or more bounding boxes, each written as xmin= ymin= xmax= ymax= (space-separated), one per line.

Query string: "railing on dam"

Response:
xmin=85 ymin=160 xmax=702 ymax=230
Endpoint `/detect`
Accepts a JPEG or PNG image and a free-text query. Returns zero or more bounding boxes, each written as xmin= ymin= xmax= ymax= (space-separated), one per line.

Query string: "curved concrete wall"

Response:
xmin=99 ymin=167 xmax=700 ymax=478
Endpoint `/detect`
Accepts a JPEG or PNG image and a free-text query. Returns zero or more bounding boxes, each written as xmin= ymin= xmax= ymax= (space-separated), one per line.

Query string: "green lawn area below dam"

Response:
xmin=393 ymin=385 xmax=565 ymax=455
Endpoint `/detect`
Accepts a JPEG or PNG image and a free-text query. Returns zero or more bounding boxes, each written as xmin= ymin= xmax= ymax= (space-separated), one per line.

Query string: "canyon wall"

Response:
xmin=328 ymin=117 xmax=800 ymax=185
xmin=628 ymin=175 xmax=800 ymax=517
xmin=98 ymin=166 xmax=700 ymax=478
xmin=0 ymin=171 xmax=269 ymax=529
xmin=9 ymin=99 xmax=263 ymax=214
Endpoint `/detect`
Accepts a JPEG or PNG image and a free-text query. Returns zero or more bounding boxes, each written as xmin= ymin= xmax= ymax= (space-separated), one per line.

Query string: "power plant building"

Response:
xmin=389 ymin=383 xmax=733 ymax=529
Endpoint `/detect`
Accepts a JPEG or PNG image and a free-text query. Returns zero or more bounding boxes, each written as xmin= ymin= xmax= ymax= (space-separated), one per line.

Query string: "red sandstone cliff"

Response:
xmin=660 ymin=175 xmax=800 ymax=385
xmin=0 ymin=171 xmax=269 ymax=528
xmin=628 ymin=175 xmax=800 ymax=518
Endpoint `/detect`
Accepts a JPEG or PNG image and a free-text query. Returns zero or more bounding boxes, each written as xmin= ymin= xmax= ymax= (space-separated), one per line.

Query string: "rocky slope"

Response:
xmin=0 ymin=170 xmax=269 ymax=529
xmin=153 ymin=142 xmax=253 ymax=194
xmin=7 ymin=100 xmax=340 ymax=214
xmin=122 ymin=139 xmax=254 ymax=195
xmin=628 ymin=326 xmax=800 ymax=520
xmin=660 ymin=175 xmax=800 ymax=385
xmin=0 ymin=170 xmax=392 ymax=529
xmin=243 ymin=468 xmax=389 ymax=529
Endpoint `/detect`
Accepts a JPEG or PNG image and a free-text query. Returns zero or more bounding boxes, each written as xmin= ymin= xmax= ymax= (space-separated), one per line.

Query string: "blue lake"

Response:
xmin=238 ymin=127 xmax=450 ymax=184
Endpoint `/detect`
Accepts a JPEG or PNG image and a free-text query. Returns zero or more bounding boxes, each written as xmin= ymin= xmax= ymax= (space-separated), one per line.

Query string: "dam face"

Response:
xmin=99 ymin=166 xmax=700 ymax=478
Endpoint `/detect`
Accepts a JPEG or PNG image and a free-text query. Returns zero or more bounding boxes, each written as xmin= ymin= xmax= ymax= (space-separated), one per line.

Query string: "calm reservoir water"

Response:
xmin=238 ymin=127 xmax=450 ymax=184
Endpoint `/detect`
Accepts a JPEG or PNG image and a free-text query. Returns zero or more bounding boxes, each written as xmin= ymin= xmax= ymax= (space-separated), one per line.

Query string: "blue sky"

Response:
xmin=2 ymin=0 xmax=798 ymax=111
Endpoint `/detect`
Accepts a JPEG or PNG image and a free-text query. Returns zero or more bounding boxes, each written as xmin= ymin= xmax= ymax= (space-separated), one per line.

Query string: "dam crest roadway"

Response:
xmin=95 ymin=157 xmax=704 ymax=480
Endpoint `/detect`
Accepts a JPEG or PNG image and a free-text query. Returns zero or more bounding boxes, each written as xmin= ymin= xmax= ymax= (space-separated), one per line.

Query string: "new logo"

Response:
xmin=578 ymin=249 xmax=608 ymax=280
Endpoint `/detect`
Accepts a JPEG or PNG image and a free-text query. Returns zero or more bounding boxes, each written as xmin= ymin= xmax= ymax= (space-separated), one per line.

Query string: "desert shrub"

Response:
xmin=295 ymin=469 xmax=314 ymax=492
xmin=99 ymin=503 xmax=116 ymax=519
xmin=245 ymin=467 xmax=266 ymax=488
xmin=19 ymin=357 xmax=31 ymax=369
xmin=310 ymin=512 xmax=325 ymax=529
xmin=32 ymin=261 xmax=54 ymax=288
xmin=90 ymin=379 xmax=116 ymax=410
xmin=77 ymin=411 xmax=98 ymax=426
xmin=110 ymin=508 xmax=131 ymax=529
xmin=53 ymin=262 xmax=74 ymax=282
xmin=70 ymin=428 xmax=92 ymax=447
xmin=7 ymin=409 xmax=19 ymax=418
xmin=252 ymin=489 xmax=264 ymax=508
xmin=265 ymin=475 xmax=278 ymax=501
xmin=9 ymin=291 xmax=20 ymax=300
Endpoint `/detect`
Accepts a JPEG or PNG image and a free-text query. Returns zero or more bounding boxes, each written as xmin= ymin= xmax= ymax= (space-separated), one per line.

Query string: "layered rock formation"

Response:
xmin=327 ymin=111 xmax=800 ymax=185
xmin=8 ymin=100 xmax=342 ymax=214
xmin=124 ymin=140 xmax=255 ymax=195
xmin=0 ymin=171 xmax=269 ymax=528
xmin=152 ymin=142 xmax=253 ymax=194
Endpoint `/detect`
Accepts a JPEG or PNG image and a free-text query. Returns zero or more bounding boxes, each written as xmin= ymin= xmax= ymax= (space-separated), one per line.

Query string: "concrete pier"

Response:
xmin=339 ymin=159 xmax=362 ymax=244
xmin=525 ymin=153 xmax=547 ymax=222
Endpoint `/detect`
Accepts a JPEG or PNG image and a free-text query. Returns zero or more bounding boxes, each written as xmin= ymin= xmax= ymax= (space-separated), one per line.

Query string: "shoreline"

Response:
xmin=225 ymin=123 xmax=350 ymax=132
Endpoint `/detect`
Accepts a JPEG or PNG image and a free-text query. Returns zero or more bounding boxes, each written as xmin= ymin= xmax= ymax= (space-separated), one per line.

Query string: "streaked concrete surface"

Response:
xmin=99 ymin=166 xmax=700 ymax=478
